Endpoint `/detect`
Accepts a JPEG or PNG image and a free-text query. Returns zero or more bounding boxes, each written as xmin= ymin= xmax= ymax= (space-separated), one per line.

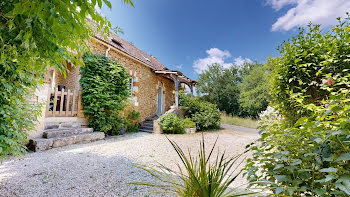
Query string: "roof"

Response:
xmin=92 ymin=28 xmax=196 ymax=86
xmin=94 ymin=32 xmax=166 ymax=71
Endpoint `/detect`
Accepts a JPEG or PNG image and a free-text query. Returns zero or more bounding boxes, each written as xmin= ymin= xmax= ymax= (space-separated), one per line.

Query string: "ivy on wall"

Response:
xmin=80 ymin=53 xmax=131 ymax=135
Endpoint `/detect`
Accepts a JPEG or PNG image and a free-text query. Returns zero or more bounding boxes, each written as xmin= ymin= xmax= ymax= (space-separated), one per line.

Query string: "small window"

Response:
xmin=129 ymin=76 xmax=136 ymax=95
xmin=112 ymin=39 xmax=123 ymax=48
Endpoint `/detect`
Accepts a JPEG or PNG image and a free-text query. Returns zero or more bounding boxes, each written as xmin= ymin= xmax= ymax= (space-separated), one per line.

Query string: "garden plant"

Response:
xmin=245 ymin=17 xmax=350 ymax=196
xmin=132 ymin=136 xmax=256 ymax=196
xmin=80 ymin=53 xmax=131 ymax=135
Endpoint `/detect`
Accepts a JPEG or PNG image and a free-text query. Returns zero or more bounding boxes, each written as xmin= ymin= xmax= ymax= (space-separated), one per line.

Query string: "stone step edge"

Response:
xmin=139 ymin=129 xmax=153 ymax=133
xmin=29 ymin=132 xmax=105 ymax=152
xmin=44 ymin=122 xmax=82 ymax=130
xmin=140 ymin=126 xmax=153 ymax=129
xmin=43 ymin=128 xmax=93 ymax=139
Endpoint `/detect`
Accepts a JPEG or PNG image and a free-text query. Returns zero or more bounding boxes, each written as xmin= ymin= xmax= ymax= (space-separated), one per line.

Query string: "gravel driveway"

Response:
xmin=0 ymin=129 xmax=259 ymax=197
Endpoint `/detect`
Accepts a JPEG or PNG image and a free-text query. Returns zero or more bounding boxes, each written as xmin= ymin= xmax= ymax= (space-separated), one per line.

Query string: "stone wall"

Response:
xmin=87 ymin=39 xmax=175 ymax=121
xmin=54 ymin=63 xmax=81 ymax=92
xmin=30 ymin=38 xmax=176 ymax=139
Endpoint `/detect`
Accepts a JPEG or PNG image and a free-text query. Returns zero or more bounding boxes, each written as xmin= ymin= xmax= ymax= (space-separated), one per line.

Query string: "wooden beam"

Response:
xmin=190 ymin=85 xmax=194 ymax=99
xmin=175 ymin=77 xmax=179 ymax=108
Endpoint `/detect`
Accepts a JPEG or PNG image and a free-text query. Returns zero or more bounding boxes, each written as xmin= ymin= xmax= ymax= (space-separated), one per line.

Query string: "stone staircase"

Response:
xmin=139 ymin=120 xmax=154 ymax=133
xmin=139 ymin=115 xmax=159 ymax=133
xmin=29 ymin=122 xmax=105 ymax=151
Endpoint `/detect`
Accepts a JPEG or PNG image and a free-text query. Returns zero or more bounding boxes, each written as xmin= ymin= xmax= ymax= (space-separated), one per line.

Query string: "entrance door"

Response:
xmin=157 ymin=87 xmax=163 ymax=115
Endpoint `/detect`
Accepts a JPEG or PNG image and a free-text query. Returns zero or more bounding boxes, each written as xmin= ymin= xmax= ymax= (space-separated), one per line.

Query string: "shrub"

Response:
xmin=132 ymin=137 xmax=256 ymax=196
xmin=179 ymin=93 xmax=221 ymax=131
xmin=183 ymin=118 xmax=196 ymax=128
xmin=125 ymin=110 xmax=140 ymax=133
xmin=270 ymin=21 xmax=350 ymax=124
xmin=0 ymin=64 xmax=40 ymax=158
xmin=159 ymin=113 xmax=185 ymax=134
xmin=245 ymin=17 xmax=350 ymax=196
xmin=80 ymin=53 xmax=130 ymax=135
xmin=258 ymin=106 xmax=281 ymax=126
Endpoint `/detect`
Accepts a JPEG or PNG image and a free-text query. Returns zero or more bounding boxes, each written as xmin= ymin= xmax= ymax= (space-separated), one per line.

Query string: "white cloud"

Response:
xmin=234 ymin=56 xmax=253 ymax=66
xmin=175 ymin=64 xmax=183 ymax=69
xmin=193 ymin=48 xmax=253 ymax=74
xmin=267 ymin=0 xmax=350 ymax=31
xmin=267 ymin=0 xmax=298 ymax=10
xmin=193 ymin=48 xmax=233 ymax=74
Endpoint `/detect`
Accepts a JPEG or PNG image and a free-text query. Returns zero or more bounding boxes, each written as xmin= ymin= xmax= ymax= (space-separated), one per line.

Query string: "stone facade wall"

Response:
xmin=30 ymin=38 xmax=175 ymax=139
xmin=54 ymin=63 xmax=81 ymax=92
xmin=87 ymin=39 xmax=175 ymax=121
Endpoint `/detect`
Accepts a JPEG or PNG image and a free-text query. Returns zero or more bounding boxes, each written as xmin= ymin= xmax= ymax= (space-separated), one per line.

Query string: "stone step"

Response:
xmin=143 ymin=122 xmax=153 ymax=126
xmin=43 ymin=128 xmax=93 ymax=139
xmin=44 ymin=122 xmax=81 ymax=130
xmin=29 ymin=132 xmax=105 ymax=152
xmin=139 ymin=128 xmax=153 ymax=133
xmin=141 ymin=125 xmax=153 ymax=130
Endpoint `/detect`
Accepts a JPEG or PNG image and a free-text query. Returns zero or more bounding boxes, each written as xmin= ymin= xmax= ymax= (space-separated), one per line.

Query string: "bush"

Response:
xmin=245 ymin=18 xmax=350 ymax=196
xmin=125 ymin=110 xmax=140 ymax=133
xmin=179 ymin=93 xmax=221 ymax=131
xmin=258 ymin=106 xmax=281 ymax=126
xmin=183 ymin=118 xmax=196 ymax=128
xmin=80 ymin=53 xmax=130 ymax=135
xmin=159 ymin=113 xmax=185 ymax=134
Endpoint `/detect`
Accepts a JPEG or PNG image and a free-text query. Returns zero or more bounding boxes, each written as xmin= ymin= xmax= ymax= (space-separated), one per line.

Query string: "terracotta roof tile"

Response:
xmin=94 ymin=32 xmax=166 ymax=71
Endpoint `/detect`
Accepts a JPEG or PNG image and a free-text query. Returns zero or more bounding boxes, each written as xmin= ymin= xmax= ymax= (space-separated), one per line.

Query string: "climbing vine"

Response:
xmin=80 ymin=53 xmax=131 ymax=135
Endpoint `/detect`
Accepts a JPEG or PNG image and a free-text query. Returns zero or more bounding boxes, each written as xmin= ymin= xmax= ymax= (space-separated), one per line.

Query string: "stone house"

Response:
xmin=29 ymin=30 xmax=196 ymax=147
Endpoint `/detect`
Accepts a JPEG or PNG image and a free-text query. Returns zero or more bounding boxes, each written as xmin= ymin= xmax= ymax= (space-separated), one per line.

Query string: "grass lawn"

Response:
xmin=221 ymin=113 xmax=259 ymax=129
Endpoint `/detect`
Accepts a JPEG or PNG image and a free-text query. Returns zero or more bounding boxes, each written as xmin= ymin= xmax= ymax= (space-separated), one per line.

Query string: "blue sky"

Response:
xmin=101 ymin=0 xmax=349 ymax=80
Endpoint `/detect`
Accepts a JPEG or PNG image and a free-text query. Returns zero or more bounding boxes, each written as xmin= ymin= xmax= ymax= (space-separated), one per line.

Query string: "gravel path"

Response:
xmin=0 ymin=129 xmax=259 ymax=197
xmin=221 ymin=124 xmax=259 ymax=134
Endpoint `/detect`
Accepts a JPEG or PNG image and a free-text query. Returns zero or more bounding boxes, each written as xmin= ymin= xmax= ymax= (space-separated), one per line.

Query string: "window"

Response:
xmin=129 ymin=76 xmax=136 ymax=95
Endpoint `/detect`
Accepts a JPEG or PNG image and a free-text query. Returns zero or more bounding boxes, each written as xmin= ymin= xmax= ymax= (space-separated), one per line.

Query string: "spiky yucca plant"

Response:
xmin=131 ymin=137 xmax=256 ymax=196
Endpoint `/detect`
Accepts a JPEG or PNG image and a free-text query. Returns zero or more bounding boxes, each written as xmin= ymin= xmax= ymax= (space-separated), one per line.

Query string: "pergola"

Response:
xmin=154 ymin=70 xmax=197 ymax=108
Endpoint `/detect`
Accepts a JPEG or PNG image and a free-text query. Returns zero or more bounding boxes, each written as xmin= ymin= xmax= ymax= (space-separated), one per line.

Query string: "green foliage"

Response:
xmin=196 ymin=63 xmax=241 ymax=115
xmin=270 ymin=19 xmax=350 ymax=123
xmin=131 ymin=137 xmax=256 ymax=196
xmin=125 ymin=110 xmax=140 ymax=133
xmin=196 ymin=62 xmax=269 ymax=117
xmin=180 ymin=93 xmax=221 ymax=131
xmin=183 ymin=118 xmax=196 ymax=128
xmin=238 ymin=64 xmax=271 ymax=117
xmin=245 ymin=17 xmax=350 ymax=196
xmin=221 ymin=113 xmax=259 ymax=129
xmin=0 ymin=0 xmax=133 ymax=158
xmin=159 ymin=113 xmax=185 ymax=134
xmin=0 ymin=63 xmax=41 ymax=158
xmin=80 ymin=53 xmax=130 ymax=135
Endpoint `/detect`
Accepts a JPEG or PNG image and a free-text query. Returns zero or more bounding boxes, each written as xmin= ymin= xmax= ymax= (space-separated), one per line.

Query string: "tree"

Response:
xmin=196 ymin=63 xmax=240 ymax=115
xmin=196 ymin=62 xmax=266 ymax=116
xmin=0 ymin=0 xmax=133 ymax=158
xmin=238 ymin=62 xmax=272 ymax=117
